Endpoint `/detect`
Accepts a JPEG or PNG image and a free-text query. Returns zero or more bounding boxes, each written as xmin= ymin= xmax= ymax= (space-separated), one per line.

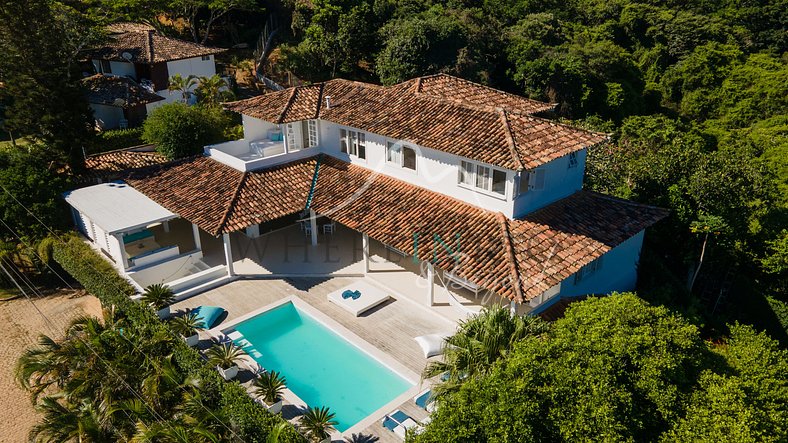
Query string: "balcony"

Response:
xmin=206 ymin=138 xmax=316 ymax=172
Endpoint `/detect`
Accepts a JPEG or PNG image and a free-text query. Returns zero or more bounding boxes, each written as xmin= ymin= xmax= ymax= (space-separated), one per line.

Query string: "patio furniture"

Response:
xmin=414 ymin=388 xmax=436 ymax=412
xmin=382 ymin=410 xmax=418 ymax=439
xmin=327 ymin=281 xmax=392 ymax=316
xmin=414 ymin=334 xmax=450 ymax=358
xmin=193 ymin=305 xmax=226 ymax=329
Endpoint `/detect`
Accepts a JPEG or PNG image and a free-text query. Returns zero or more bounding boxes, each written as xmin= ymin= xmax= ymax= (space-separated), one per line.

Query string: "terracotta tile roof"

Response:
xmin=83 ymin=148 xmax=169 ymax=181
xmin=412 ymin=74 xmax=556 ymax=114
xmin=106 ymin=22 xmax=155 ymax=34
xmin=224 ymin=77 xmax=606 ymax=170
xmin=89 ymin=27 xmax=224 ymax=64
xmin=538 ymin=296 xmax=588 ymax=321
xmin=123 ymin=156 xmax=317 ymax=236
xmin=81 ymin=74 xmax=164 ymax=107
xmin=122 ymin=154 xmax=667 ymax=301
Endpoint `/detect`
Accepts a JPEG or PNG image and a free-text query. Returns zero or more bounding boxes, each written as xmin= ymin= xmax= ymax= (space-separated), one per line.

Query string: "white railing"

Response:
xmin=129 ymin=245 xmax=179 ymax=268
xmin=205 ymin=140 xmax=317 ymax=172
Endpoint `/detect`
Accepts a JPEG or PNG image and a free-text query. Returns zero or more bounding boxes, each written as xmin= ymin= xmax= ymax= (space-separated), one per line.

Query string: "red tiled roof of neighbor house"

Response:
xmin=83 ymin=148 xmax=169 ymax=182
xmin=81 ymin=74 xmax=164 ymax=107
xmin=89 ymin=26 xmax=224 ymax=64
xmin=123 ymin=154 xmax=667 ymax=302
xmin=223 ymin=75 xmax=606 ymax=170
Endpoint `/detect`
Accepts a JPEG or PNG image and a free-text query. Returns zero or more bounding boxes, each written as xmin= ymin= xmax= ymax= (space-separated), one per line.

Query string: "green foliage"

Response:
xmin=414 ymin=294 xmax=788 ymax=443
xmin=48 ymin=234 xmax=304 ymax=442
xmin=142 ymin=103 xmax=230 ymax=160
xmin=253 ymin=371 xmax=287 ymax=404
xmin=140 ymin=283 xmax=175 ymax=310
xmin=423 ymin=304 xmax=549 ymax=397
xmin=0 ymin=0 xmax=96 ymax=169
xmin=206 ymin=342 xmax=245 ymax=369
xmin=94 ymin=127 xmax=145 ymax=153
xmin=299 ymin=406 xmax=338 ymax=442
xmin=0 ymin=147 xmax=71 ymax=240
xmin=169 ymin=311 xmax=204 ymax=337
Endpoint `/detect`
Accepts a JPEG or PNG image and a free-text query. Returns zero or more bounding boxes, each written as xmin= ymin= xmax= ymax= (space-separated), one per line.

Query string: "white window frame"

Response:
xmin=457 ymin=159 xmax=508 ymax=198
xmin=340 ymin=128 xmax=365 ymax=160
xmin=574 ymin=256 xmax=603 ymax=284
xmin=201 ymin=55 xmax=211 ymax=61
xmin=386 ymin=141 xmax=417 ymax=172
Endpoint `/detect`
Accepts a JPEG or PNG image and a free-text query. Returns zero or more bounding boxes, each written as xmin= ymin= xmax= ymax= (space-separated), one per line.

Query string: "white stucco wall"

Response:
xmin=90 ymin=104 xmax=124 ymax=130
xmin=243 ymin=115 xmax=278 ymax=140
xmin=318 ymin=121 xmax=517 ymax=216
xmin=513 ymin=149 xmax=586 ymax=217
xmin=92 ymin=60 xmax=136 ymax=78
xmin=165 ymin=56 xmax=216 ymax=84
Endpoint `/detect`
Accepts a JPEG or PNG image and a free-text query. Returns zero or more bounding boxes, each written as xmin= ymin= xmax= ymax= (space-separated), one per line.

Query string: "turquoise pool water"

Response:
xmin=231 ymin=302 xmax=413 ymax=432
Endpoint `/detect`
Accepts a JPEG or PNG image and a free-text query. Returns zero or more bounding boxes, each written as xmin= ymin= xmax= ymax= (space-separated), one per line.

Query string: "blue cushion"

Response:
xmin=415 ymin=390 xmax=432 ymax=409
xmin=193 ymin=306 xmax=225 ymax=329
xmin=123 ymin=229 xmax=153 ymax=244
xmin=382 ymin=417 xmax=398 ymax=431
xmin=390 ymin=410 xmax=409 ymax=424
xmin=342 ymin=290 xmax=354 ymax=300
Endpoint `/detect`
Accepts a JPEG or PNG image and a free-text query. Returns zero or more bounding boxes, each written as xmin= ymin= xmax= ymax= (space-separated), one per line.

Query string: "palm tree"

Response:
xmin=168 ymin=74 xmax=199 ymax=102
xmin=423 ymin=304 xmax=550 ymax=397
xmin=29 ymin=396 xmax=116 ymax=442
xmin=299 ymin=406 xmax=338 ymax=442
xmin=195 ymin=74 xmax=234 ymax=105
xmin=206 ymin=342 xmax=245 ymax=370
xmin=345 ymin=433 xmax=380 ymax=443
xmin=266 ymin=422 xmax=292 ymax=443
xmin=141 ymin=284 xmax=175 ymax=310
xmin=253 ymin=371 xmax=287 ymax=405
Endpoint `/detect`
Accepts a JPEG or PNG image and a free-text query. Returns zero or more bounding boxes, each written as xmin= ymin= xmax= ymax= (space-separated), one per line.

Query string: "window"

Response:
xmin=458 ymin=159 xmax=507 ymax=196
xmin=201 ymin=55 xmax=211 ymax=61
xmin=340 ymin=129 xmax=365 ymax=159
xmin=387 ymin=141 xmax=416 ymax=171
xmin=568 ymin=151 xmax=578 ymax=169
xmin=402 ymin=146 xmax=416 ymax=170
xmin=100 ymin=59 xmax=112 ymax=74
xmin=307 ymin=120 xmax=318 ymax=147
xmin=574 ymin=256 xmax=603 ymax=284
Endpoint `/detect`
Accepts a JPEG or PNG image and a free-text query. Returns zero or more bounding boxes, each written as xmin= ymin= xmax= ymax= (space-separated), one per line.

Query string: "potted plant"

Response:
xmin=299 ymin=405 xmax=338 ymax=443
xmin=206 ymin=342 xmax=245 ymax=380
xmin=140 ymin=283 xmax=175 ymax=319
xmin=253 ymin=370 xmax=287 ymax=414
xmin=169 ymin=311 xmax=204 ymax=347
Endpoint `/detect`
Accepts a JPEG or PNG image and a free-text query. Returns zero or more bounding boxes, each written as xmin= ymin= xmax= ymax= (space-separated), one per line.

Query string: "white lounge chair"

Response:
xmin=327 ymin=281 xmax=392 ymax=316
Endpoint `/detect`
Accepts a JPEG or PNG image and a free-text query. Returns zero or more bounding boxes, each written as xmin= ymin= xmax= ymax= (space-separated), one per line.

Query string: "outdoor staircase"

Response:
xmin=169 ymin=259 xmax=233 ymax=302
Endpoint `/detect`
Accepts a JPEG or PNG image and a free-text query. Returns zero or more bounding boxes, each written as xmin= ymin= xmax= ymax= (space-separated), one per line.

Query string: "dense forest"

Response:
xmin=0 ymin=0 xmax=787 ymax=441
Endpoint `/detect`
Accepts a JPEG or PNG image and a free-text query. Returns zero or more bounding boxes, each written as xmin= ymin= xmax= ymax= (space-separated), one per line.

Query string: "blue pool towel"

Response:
xmin=193 ymin=306 xmax=225 ymax=329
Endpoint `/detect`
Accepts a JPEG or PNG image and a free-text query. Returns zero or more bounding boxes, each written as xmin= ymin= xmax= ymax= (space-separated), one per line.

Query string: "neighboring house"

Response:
xmin=82 ymin=22 xmax=224 ymax=129
xmin=66 ymin=74 xmax=667 ymax=315
xmin=81 ymin=74 xmax=164 ymax=130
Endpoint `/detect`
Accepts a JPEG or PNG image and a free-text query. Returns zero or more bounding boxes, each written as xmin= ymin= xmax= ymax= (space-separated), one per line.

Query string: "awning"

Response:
xmin=64 ymin=181 xmax=178 ymax=235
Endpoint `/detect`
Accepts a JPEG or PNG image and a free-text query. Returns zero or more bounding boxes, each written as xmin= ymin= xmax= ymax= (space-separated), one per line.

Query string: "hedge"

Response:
xmin=50 ymin=234 xmax=303 ymax=442
xmin=93 ymin=127 xmax=145 ymax=154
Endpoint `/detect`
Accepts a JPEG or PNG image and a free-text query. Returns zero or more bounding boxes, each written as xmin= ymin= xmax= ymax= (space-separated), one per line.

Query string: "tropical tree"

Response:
xmin=253 ymin=370 xmax=287 ymax=405
xmin=423 ymin=303 xmax=549 ymax=397
xmin=168 ymin=74 xmax=199 ymax=103
xmin=299 ymin=406 xmax=337 ymax=442
xmin=195 ymin=75 xmax=234 ymax=105
xmin=141 ymin=283 xmax=176 ymax=310
xmin=205 ymin=342 xmax=245 ymax=370
xmin=142 ymin=102 xmax=230 ymax=159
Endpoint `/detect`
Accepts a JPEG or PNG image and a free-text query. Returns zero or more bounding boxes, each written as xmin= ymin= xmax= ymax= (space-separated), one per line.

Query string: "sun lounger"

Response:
xmin=414 ymin=388 xmax=435 ymax=411
xmin=382 ymin=410 xmax=418 ymax=439
xmin=327 ymin=281 xmax=392 ymax=316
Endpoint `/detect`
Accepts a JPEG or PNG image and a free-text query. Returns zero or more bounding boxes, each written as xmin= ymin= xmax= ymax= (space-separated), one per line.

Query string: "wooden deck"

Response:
xmin=171 ymin=277 xmax=455 ymax=441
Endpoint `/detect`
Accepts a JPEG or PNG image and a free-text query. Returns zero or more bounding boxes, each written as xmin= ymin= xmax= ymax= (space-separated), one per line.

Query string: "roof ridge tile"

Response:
xmin=498 ymin=108 xmax=524 ymax=171
xmin=497 ymin=213 xmax=525 ymax=303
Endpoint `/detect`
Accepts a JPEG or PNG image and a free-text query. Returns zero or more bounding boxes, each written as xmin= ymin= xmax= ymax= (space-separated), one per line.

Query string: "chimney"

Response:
xmin=324 ymin=96 xmax=332 ymax=109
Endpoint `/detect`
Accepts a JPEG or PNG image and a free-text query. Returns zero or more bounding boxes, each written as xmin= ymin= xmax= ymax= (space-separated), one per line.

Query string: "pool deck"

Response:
xmin=171 ymin=277 xmax=455 ymax=442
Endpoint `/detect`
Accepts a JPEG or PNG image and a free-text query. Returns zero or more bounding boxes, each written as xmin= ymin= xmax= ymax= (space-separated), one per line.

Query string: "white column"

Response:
xmin=426 ymin=261 xmax=435 ymax=306
xmin=192 ymin=223 xmax=202 ymax=250
xmin=510 ymin=300 xmax=517 ymax=316
xmin=115 ymin=234 xmax=129 ymax=270
xmin=222 ymin=233 xmax=235 ymax=277
xmin=309 ymin=209 xmax=318 ymax=246
xmin=163 ymin=220 xmax=170 ymax=233
xmin=362 ymin=233 xmax=370 ymax=275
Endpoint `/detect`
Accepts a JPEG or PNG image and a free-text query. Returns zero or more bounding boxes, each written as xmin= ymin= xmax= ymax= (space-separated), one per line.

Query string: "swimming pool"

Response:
xmin=229 ymin=301 xmax=414 ymax=432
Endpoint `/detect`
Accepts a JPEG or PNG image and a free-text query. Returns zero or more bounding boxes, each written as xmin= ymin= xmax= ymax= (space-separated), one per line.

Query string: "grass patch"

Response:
xmin=0 ymin=288 xmax=21 ymax=300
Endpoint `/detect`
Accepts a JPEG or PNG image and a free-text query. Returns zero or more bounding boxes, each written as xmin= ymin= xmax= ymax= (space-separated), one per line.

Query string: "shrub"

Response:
xmin=142 ymin=103 xmax=230 ymax=160
xmin=94 ymin=127 xmax=144 ymax=153
xmin=50 ymin=233 xmax=304 ymax=442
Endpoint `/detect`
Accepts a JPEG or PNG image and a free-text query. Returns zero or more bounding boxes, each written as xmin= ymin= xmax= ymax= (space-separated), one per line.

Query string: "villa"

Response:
xmin=82 ymin=22 xmax=224 ymax=129
xmin=65 ymin=74 xmax=667 ymax=439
